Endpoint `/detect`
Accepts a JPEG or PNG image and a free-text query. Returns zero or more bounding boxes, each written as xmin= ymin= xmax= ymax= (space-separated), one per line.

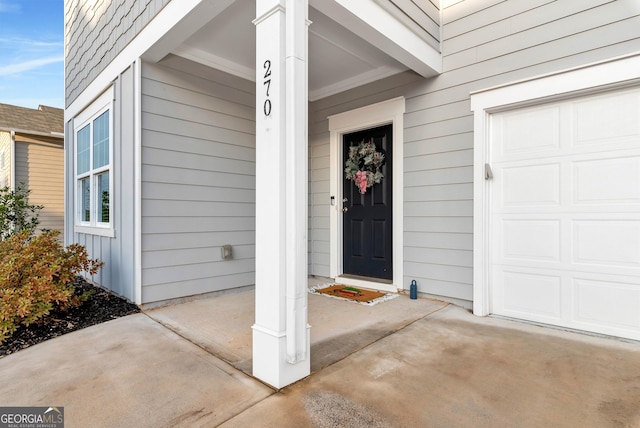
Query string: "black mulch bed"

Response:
xmin=0 ymin=277 xmax=140 ymax=358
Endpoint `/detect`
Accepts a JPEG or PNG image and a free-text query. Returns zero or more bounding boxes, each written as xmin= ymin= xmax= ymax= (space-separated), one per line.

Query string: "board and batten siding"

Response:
xmin=65 ymin=64 xmax=138 ymax=301
xmin=65 ymin=0 xmax=171 ymax=106
xmin=14 ymin=135 xmax=64 ymax=235
xmin=309 ymin=0 xmax=640 ymax=307
xmin=140 ymin=56 xmax=256 ymax=304
xmin=0 ymin=131 xmax=10 ymax=188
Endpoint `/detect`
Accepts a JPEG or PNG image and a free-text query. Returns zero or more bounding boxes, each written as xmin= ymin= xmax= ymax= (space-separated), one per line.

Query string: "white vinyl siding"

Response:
xmin=308 ymin=0 xmax=640 ymax=307
xmin=140 ymin=56 xmax=256 ymax=303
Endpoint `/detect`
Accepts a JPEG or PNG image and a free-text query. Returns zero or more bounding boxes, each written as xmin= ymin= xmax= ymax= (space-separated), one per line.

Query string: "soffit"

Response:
xmin=172 ymin=1 xmax=408 ymax=101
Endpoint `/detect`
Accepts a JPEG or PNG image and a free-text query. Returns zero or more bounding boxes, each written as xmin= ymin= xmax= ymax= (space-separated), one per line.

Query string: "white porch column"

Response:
xmin=252 ymin=0 xmax=310 ymax=389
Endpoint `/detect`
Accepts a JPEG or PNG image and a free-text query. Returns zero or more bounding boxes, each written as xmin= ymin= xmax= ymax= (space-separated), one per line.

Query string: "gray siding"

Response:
xmin=14 ymin=135 xmax=65 ymax=235
xmin=140 ymin=56 xmax=256 ymax=303
xmin=65 ymin=0 xmax=171 ymax=106
xmin=65 ymin=64 xmax=138 ymax=301
xmin=379 ymin=0 xmax=440 ymax=50
xmin=309 ymin=0 xmax=640 ymax=306
xmin=308 ymin=71 xmax=424 ymax=278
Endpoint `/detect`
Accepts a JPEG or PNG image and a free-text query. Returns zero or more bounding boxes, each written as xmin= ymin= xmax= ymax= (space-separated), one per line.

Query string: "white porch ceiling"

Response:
xmin=171 ymin=1 xmax=409 ymax=101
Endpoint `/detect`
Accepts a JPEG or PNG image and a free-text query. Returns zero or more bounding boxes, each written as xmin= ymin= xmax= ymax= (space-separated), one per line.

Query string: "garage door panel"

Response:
xmin=573 ymin=156 xmax=640 ymax=205
xmin=573 ymin=277 xmax=640 ymax=331
xmin=501 ymin=219 xmax=560 ymax=262
xmin=573 ymin=220 xmax=640 ymax=267
xmin=498 ymin=106 xmax=560 ymax=157
xmin=490 ymin=86 xmax=640 ymax=341
xmin=574 ymin=90 xmax=640 ymax=146
xmin=500 ymin=164 xmax=560 ymax=207
xmin=498 ymin=270 xmax=562 ymax=319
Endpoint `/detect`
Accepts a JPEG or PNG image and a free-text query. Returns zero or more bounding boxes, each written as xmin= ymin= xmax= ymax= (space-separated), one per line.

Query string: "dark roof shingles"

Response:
xmin=0 ymin=103 xmax=64 ymax=135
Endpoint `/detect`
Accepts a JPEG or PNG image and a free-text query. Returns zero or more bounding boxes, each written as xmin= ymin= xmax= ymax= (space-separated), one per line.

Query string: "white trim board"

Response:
xmin=134 ymin=59 xmax=143 ymax=306
xmin=470 ymin=52 xmax=640 ymax=317
xmin=328 ymin=96 xmax=405 ymax=293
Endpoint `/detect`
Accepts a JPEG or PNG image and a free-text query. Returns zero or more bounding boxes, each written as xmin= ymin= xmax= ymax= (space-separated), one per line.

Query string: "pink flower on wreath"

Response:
xmin=355 ymin=170 xmax=368 ymax=194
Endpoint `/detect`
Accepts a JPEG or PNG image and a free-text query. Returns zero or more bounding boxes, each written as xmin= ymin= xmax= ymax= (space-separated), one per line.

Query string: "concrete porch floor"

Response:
xmin=144 ymin=277 xmax=447 ymax=375
xmin=0 ymin=279 xmax=639 ymax=427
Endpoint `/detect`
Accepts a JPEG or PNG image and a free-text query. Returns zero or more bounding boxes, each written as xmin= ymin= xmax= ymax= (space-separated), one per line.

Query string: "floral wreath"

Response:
xmin=344 ymin=140 xmax=385 ymax=194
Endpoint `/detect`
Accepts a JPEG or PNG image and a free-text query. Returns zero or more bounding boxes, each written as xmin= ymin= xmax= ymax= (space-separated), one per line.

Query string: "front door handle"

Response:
xmin=342 ymin=207 xmax=348 ymax=213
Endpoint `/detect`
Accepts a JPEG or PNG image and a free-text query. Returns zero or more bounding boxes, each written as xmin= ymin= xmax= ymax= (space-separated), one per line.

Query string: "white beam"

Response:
xmin=252 ymin=0 xmax=310 ymax=389
xmin=143 ymin=0 xmax=236 ymax=63
xmin=310 ymin=0 xmax=441 ymax=77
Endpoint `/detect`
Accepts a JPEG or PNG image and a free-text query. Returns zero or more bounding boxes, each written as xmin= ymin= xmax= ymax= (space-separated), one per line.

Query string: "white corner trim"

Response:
xmin=470 ymin=52 xmax=640 ymax=317
xmin=328 ymin=96 xmax=405 ymax=291
xmin=471 ymin=108 xmax=490 ymax=317
xmin=134 ymin=58 xmax=143 ymax=306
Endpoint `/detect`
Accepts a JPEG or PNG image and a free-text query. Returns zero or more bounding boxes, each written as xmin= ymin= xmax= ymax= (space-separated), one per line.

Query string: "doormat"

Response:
xmin=309 ymin=284 xmax=398 ymax=306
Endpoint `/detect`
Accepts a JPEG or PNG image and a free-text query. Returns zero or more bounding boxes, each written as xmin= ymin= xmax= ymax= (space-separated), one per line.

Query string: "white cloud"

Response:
xmin=0 ymin=56 xmax=63 ymax=76
xmin=0 ymin=37 xmax=62 ymax=49
xmin=0 ymin=1 xmax=19 ymax=13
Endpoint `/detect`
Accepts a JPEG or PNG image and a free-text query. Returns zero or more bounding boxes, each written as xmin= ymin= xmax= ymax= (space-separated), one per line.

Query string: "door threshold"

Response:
xmin=339 ymin=274 xmax=393 ymax=284
xmin=336 ymin=275 xmax=397 ymax=293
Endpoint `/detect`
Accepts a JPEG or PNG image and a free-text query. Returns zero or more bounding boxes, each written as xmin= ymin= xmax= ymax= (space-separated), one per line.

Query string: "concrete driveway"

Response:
xmin=0 ymin=292 xmax=638 ymax=427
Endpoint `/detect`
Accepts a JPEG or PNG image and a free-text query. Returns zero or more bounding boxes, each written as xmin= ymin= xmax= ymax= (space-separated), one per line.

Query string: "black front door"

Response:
xmin=342 ymin=124 xmax=393 ymax=280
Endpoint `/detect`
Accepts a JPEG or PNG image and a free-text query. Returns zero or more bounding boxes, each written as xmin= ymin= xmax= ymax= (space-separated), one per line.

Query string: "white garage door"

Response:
xmin=490 ymin=86 xmax=640 ymax=341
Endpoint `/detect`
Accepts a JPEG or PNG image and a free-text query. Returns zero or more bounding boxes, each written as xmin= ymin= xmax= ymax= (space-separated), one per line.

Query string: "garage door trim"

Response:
xmin=471 ymin=53 xmax=640 ymax=318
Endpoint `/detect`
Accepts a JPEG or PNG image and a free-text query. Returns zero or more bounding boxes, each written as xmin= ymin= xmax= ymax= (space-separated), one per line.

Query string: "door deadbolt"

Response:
xmin=342 ymin=207 xmax=348 ymax=213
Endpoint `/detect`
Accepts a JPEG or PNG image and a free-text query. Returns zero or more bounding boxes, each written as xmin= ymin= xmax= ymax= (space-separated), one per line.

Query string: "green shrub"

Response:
xmin=0 ymin=184 xmax=43 ymax=241
xmin=0 ymin=230 xmax=103 ymax=343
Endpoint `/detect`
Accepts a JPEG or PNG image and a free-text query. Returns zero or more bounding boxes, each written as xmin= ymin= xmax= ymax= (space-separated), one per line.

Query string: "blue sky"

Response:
xmin=0 ymin=0 xmax=64 ymax=109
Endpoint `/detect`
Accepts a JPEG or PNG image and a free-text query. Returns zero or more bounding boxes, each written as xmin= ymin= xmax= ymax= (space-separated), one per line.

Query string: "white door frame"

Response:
xmin=471 ymin=52 xmax=640 ymax=316
xmin=328 ymin=97 xmax=405 ymax=292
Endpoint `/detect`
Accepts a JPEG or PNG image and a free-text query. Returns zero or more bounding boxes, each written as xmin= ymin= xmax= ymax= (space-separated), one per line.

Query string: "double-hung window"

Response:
xmin=74 ymin=90 xmax=113 ymax=235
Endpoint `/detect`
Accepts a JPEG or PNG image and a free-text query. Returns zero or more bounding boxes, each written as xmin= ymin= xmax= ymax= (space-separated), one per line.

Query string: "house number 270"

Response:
xmin=263 ymin=60 xmax=272 ymax=117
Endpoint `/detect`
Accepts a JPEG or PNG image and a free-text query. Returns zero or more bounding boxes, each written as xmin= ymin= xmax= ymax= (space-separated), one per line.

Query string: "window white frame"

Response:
xmin=470 ymin=52 xmax=640 ymax=317
xmin=73 ymin=89 xmax=114 ymax=237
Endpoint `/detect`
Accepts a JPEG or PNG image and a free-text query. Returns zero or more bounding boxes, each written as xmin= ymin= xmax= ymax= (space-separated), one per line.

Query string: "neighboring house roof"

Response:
xmin=0 ymin=103 xmax=63 ymax=135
